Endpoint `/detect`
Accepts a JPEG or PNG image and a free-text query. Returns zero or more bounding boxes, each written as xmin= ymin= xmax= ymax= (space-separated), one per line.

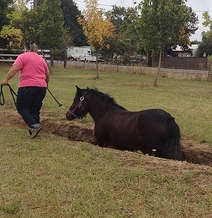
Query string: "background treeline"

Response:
xmin=1 ymin=0 xmax=212 ymax=64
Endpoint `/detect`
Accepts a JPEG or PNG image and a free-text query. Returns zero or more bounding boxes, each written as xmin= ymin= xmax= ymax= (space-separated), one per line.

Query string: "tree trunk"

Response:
xmin=50 ymin=48 xmax=54 ymax=68
xmin=207 ymin=60 xmax=212 ymax=81
xmin=153 ymin=51 xmax=162 ymax=87
xmin=63 ymin=48 xmax=67 ymax=68
xmin=95 ymin=52 xmax=99 ymax=79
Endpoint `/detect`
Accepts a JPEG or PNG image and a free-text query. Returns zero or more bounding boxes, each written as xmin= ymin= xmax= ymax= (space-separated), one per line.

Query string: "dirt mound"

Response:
xmin=1 ymin=106 xmax=212 ymax=167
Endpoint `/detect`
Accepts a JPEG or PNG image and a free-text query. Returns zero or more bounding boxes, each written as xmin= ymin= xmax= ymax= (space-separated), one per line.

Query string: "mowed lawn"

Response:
xmin=0 ymin=64 xmax=211 ymax=217
xmin=2 ymin=64 xmax=211 ymax=144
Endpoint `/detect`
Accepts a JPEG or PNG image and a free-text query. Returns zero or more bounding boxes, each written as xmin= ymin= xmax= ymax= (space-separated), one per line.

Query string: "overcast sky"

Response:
xmin=75 ymin=0 xmax=212 ymax=41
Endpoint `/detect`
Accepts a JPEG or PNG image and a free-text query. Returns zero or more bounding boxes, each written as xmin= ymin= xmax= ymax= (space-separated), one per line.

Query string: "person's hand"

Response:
xmin=1 ymin=79 xmax=8 ymax=86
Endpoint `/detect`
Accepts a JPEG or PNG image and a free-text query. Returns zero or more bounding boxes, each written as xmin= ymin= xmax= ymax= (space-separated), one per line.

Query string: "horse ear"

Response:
xmin=76 ymin=85 xmax=81 ymax=91
xmin=76 ymin=85 xmax=84 ymax=95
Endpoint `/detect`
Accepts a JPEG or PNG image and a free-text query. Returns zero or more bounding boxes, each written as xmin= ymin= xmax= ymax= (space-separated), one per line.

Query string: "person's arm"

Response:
xmin=2 ymin=65 xmax=21 ymax=86
xmin=45 ymin=71 xmax=50 ymax=85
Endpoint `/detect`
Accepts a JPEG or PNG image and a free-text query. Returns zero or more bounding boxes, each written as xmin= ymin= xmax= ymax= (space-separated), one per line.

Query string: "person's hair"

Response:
xmin=25 ymin=41 xmax=38 ymax=52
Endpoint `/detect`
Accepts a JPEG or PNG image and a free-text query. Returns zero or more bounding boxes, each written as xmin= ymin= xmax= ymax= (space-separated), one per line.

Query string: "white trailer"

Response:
xmin=67 ymin=46 xmax=96 ymax=62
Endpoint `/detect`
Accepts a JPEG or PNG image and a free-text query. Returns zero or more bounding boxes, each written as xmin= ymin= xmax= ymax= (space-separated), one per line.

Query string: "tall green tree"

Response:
xmin=0 ymin=0 xmax=14 ymax=29
xmin=0 ymin=0 xmax=14 ymax=47
xmin=104 ymin=6 xmax=141 ymax=64
xmin=202 ymin=11 xmax=212 ymax=38
xmin=21 ymin=0 xmax=71 ymax=49
xmin=195 ymin=35 xmax=212 ymax=57
xmin=195 ymin=12 xmax=212 ymax=57
xmin=0 ymin=0 xmax=29 ymax=48
xmin=136 ymin=0 xmax=191 ymax=86
xmin=183 ymin=6 xmax=198 ymax=41
xmin=61 ymin=0 xmax=87 ymax=46
xmin=35 ymin=0 xmax=86 ymax=46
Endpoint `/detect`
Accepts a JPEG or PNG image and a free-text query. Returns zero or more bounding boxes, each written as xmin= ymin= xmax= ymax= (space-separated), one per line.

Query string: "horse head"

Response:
xmin=66 ymin=86 xmax=126 ymax=121
xmin=66 ymin=86 xmax=88 ymax=120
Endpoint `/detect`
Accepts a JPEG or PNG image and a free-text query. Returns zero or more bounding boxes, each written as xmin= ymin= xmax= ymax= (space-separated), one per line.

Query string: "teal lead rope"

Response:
xmin=0 ymin=84 xmax=65 ymax=110
xmin=47 ymin=88 xmax=66 ymax=110
xmin=0 ymin=84 xmax=5 ymax=106
xmin=0 ymin=84 xmax=17 ymax=107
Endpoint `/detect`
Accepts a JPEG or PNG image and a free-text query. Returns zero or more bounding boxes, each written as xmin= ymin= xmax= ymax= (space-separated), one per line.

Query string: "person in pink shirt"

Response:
xmin=1 ymin=41 xmax=50 ymax=138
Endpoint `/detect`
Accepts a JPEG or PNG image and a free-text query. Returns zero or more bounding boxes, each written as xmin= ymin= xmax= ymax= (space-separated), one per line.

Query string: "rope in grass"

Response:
xmin=0 ymin=84 xmax=17 ymax=107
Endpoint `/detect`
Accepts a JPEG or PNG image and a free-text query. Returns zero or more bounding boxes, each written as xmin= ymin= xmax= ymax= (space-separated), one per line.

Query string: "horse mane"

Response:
xmin=87 ymin=88 xmax=126 ymax=110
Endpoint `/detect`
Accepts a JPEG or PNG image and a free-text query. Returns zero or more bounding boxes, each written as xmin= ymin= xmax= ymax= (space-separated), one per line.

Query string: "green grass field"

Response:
xmin=0 ymin=64 xmax=211 ymax=217
xmin=2 ymin=64 xmax=211 ymax=143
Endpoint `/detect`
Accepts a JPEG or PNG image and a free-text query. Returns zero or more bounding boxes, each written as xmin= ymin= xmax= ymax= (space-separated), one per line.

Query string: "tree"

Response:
xmin=0 ymin=26 xmax=23 ymax=48
xmin=21 ymin=0 xmax=71 ymax=49
xmin=136 ymin=0 xmax=191 ymax=86
xmin=196 ymin=35 xmax=212 ymax=57
xmin=0 ymin=0 xmax=15 ymax=47
xmin=200 ymin=11 xmax=212 ymax=80
xmin=183 ymin=6 xmax=198 ymax=40
xmin=61 ymin=0 xmax=87 ymax=46
xmin=202 ymin=11 xmax=212 ymax=39
xmin=78 ymin=0 xmax=116 ymax=78
xmin=104 ymin=6 xmax=141 ymax=65
xmin=195 ymin=12 xmax=212 ymax=57
xmin=0 ymin=0 xmax=28 ymax=48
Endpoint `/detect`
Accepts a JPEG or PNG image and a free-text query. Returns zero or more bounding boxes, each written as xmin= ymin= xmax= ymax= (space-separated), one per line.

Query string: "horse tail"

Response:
xmin=161 ymin=118 xmax=182 ymax=160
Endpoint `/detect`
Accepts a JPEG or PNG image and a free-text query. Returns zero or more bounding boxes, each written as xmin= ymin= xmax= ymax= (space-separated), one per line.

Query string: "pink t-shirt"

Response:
xmin=13 ymin=52 xmax=49 ymax=88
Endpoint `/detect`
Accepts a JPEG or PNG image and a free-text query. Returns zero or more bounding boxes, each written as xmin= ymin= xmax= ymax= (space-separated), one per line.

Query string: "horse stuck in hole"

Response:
xmin=66 ymin=86 xmax=182 ymax=160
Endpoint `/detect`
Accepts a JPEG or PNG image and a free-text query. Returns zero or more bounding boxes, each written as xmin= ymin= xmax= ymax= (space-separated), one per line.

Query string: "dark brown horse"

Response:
xmin=66 ymin=86 xmax=182 ymax=160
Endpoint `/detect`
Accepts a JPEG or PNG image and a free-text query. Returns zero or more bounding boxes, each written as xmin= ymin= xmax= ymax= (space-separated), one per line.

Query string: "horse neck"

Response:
xmin=86 ymin=96 xmax=112 ymax=122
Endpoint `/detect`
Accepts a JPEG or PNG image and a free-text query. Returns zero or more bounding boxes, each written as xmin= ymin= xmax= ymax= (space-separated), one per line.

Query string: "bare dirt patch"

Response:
xmin=1 ymin=105 xmax=212 ymax=167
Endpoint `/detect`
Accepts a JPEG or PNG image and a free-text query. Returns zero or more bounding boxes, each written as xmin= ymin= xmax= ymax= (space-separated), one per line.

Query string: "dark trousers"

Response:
xmin=16 ymin=87 xmax=46 ymax=128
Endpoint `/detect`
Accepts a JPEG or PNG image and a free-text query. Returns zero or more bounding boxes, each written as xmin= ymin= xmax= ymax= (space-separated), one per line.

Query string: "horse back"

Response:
xmin=136 ymin=109 xmax=181 ymax=159
xmin=94 ymin=108 xmax=181 ymax=160
xmin=95 ymin=109 xmax=170 ymax=148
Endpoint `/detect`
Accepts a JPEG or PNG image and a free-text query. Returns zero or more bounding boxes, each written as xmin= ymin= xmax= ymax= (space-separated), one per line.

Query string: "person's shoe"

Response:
xmin=28 ymin=129 xmax=32 ymax=136
xmin=30 ymin=127 xmax=42 ymax=139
